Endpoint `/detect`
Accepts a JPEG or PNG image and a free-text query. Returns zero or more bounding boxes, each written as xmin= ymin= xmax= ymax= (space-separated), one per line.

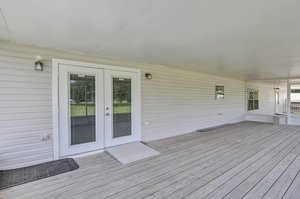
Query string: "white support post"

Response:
xmin=274 ymin=87 xmax=276 ymax=115
xmin=287 ymin=80 xmax=291 ymax=125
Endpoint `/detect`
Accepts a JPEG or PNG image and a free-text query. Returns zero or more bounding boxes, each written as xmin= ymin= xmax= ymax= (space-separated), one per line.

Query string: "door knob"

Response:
xmin=105 ymin=113 xmax=110 ymax=116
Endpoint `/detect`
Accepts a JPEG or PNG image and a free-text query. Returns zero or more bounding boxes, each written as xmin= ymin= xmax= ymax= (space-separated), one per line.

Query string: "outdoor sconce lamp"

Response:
xmin=34 ymin=55 xmax=44 ymax=71
xmin=145 ymin=73 xmax=152 ymax=80
xmin=34 ymin=60 xmax=43 ymax=71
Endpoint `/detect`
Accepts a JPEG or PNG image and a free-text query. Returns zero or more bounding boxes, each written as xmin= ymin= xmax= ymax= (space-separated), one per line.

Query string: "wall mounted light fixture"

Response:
xmin=145 ymin=73 xmax=152 ymax=80
xmin=34 ymin=55 xmax=44 ymax=71
xmin=34 ymin=60 xmax=43 ymax=71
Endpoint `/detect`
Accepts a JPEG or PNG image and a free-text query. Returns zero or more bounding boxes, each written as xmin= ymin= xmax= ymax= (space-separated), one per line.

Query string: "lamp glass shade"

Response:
xmin=35 ymin=61 xmax=43 ymax=71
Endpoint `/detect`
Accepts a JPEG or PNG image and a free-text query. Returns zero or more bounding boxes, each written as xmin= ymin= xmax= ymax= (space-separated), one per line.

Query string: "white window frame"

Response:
xmin=247 ymin=88 xmax=259 ymax=111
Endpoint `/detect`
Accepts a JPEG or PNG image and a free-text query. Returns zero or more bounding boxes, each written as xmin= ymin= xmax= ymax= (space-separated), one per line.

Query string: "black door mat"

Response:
xmin=0 ymin=158 xmax=79 ymax=190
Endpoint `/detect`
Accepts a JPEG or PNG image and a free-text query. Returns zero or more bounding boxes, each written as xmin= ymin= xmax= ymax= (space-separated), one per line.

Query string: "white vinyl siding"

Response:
xmin=245 ymin=80 xmax=288 ymax=124
xmin=0 ymin=42 xmax=246 ymax=169
xmin=140 ymin=67 xmax=246 ymax=141
xmin=245 ymin=81 xmax=275 ymax=115
xmin=0 ymin=55 xmax=53 ymax=169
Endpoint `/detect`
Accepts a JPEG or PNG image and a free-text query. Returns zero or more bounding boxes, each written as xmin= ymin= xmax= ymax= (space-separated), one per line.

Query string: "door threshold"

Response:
xmin=60 ymin=149 xmax=105 ymax=159
xmin=106 ymin=142 xmax=160 ymax=164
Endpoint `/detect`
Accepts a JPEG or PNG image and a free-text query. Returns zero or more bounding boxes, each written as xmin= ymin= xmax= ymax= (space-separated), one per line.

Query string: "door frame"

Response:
xmin=52 ymin=59 xmax=141 ymax=159
xmin=58 ymin=65 xmax=105 ymax=157
xmin=104 ymin=70 xmax=140 ymax=147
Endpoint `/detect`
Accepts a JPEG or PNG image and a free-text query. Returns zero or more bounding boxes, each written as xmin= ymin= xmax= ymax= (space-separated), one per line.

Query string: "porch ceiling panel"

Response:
xmin=0 ymin=0 xmax=300 ymax=80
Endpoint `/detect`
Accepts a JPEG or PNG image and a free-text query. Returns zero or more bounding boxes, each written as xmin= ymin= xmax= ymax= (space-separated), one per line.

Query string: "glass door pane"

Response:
xmin=69 ymin=74 xmax=96 ymax=145
xmin=112 ymin=78 xmax=132 ymax=138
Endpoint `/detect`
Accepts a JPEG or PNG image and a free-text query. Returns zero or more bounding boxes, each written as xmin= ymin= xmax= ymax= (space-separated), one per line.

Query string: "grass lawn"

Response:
xmin=113 ymin=105 xmax=131 ymax=114
xmin=71 ymin=104 xmax=130 ymax=116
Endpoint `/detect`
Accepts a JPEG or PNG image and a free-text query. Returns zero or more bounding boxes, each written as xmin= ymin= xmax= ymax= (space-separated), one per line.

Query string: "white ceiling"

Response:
xmin=1 ymin=0 xmax=300 ymax=80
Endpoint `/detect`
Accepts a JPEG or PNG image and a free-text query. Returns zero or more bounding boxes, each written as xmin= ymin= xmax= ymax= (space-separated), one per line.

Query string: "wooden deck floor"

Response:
xmin=1 ymin=122 xmax=300 ymax=199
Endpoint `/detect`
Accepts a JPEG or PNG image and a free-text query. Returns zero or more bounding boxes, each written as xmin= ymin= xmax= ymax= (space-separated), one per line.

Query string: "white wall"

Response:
xmin=278 ymin=81 xmax=288 ymax=113
xmin=0 ymin=41 xmax=246 ymax=169
xmin=245 ymin=80 xmax=287 ymax=123
xmin=141 ymin=67 xmax=246 ymax=141
xmin=246 ymin=80 xmax=275 ymax=115
xmin=0 ymin=52 xmax=53 ymax=169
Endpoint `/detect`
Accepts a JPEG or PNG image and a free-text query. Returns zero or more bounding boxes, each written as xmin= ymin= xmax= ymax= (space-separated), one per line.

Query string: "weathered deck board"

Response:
xmin=282 ymin=168 xmax=300 ymax=199
xmin=225 ymin=140 xmax=300 ymax=199
xmin=118 ymin=125 xmax=292 ymax=199
xmin=262 ymin=154 xmax=300 ymax=199
xmin=74 ymin=124 xmax=288 ymax=199
xmin=1 ymin=122 xmax=300 ymax=199
xmin=164 ymin=126 xmax=298 ymax=199
xmin=201 ymin=135 xmax=300 ymax=199
xmin=43 ymin=124 xmax=286 ymax=199
xmin=3 ymin=122 xmax=268 ymax=198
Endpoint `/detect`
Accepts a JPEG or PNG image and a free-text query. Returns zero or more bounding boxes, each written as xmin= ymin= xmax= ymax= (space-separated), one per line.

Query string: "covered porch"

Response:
xmin=1 ymin=1 xmax=300 ymax=198
xmin=246 ymin=79 xmax=300 ymax=126
xmin=1 ymin=122 xmax=300 ymax=199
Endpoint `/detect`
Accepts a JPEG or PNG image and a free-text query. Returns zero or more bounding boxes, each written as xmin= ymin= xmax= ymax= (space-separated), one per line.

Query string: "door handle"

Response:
xmin=105 ymin=113 xmax=110 ymax=116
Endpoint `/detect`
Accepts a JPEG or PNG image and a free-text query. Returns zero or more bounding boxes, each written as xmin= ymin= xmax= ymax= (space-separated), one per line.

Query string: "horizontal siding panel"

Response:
xmin=0 ymin=50 xmax=46 ymax=61
xmin=1 ymin=142 xmax=53 ymax=153
xmin=1 ymin=138 xmax=52 ymax=149
xmin=0 ymin=82 xmax=49 ymax=87
xmin=0 ymin=62 xmax=52 ymax=72
xmin=1 ymin=118 xmax=52 ymax=128
xmin=0 ymin=68 xmax=51 ymax=76
xmin=1 ymin=138 xmax=52 ymax=148
xmin=1 ymin=154 xmax=53 ymax=169
xmin=0 ymin=112 xmax=52 ymax=121
xmin=0 ymin=101 xmax=52 ymax=107
xmin=0 ymin=81 xmax=51 ymax=89
xmin=0 ymin=94 xmax=52 ymax=101
xmin=1 ymin=130 xmax=52 ymax=140
xmin=0 ymin=42 xmax=246 ymax=169
xmin=1 ymin=150 xmax=53 ymax=162
xmin=0 ymin=87 xmax=51 ymax=95
xmin=0 ymin=56 xmax=37 ymax=65
xmin=0 ymin=124 xmax=53 ymax=134
xmin=0 ymin=74 xmax=52 ymax=83
xmin=0 ymin=106 xmax=51 ymax=114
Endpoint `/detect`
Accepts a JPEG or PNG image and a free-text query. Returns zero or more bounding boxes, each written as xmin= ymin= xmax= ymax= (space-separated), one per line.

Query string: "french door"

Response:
xmin=59 ymin=64 xmax=139 ymax=157
xmin=104 ymin=70 xmax=140 ymax=147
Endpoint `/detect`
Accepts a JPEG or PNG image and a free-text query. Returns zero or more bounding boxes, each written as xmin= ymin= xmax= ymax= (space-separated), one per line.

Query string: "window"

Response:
xmin=215 ymin=85 xmax=225 ymax=100
xmin=248 ymin=88 xmax=259 ymax=111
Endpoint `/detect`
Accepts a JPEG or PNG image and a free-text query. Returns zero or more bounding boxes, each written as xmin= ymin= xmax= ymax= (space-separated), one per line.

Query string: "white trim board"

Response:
xmin=52 ymin=59 xmax=59 ymax=160
xmin=53 ymin=58 xmax=140 ymax=73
